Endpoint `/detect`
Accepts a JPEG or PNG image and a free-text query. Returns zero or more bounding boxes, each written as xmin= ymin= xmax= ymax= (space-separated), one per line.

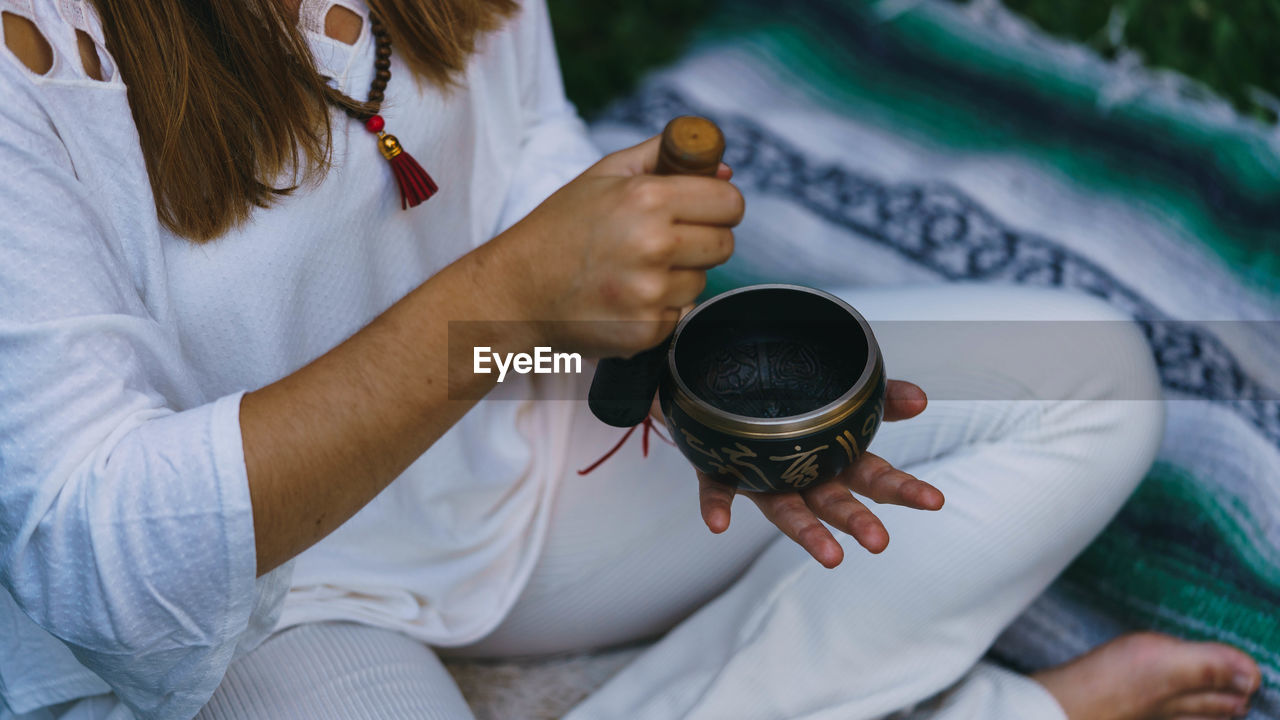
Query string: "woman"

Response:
xmin=0 ymin=0 xmax=1261 ymax=718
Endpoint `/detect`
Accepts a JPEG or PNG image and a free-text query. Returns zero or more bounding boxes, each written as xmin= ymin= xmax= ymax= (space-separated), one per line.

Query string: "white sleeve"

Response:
xmin=495 ymin=0 xmax=603 ymax=231
xmin=0 ymin=64 xmax=259 ymax=718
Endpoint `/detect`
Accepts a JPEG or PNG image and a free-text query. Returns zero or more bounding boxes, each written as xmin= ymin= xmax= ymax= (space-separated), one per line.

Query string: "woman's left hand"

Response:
xmin=694 ymin=379 xmax=943 ymax=568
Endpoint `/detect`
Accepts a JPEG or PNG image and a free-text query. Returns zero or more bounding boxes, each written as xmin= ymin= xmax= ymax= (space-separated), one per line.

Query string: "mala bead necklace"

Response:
xmin=336 ymin=13 xmax=438 ymax=208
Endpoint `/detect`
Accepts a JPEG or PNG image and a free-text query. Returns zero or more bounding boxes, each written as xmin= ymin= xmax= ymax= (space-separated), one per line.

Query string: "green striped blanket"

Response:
xmin=587 ymin=1 xmax=1280 ymax=715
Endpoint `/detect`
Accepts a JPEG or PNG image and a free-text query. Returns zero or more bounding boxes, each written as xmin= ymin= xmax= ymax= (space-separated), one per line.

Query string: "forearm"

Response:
xmin=242 ymin=238 xmax=534 ymax=575
xmin=242 ymin=131 xmax=745 ymax=575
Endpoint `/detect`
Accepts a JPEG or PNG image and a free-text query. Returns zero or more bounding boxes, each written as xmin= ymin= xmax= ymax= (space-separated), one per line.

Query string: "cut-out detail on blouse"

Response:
xmin=1 ymin=0 xmax=118 ymax=83
xmin=324 ymin=3 xmax=363 ymax=46
xmin=2 ymin=10 xmax=54 ymax=75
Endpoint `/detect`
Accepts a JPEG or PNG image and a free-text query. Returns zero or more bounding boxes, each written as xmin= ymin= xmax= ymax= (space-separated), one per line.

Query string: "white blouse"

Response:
xmin=0 ymin=0 xmax=597 ymax=717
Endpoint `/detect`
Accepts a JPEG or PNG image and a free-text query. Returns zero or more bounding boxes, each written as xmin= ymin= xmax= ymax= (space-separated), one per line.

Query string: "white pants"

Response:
xmin=55 ymin=284 xmax=1165 ymax=720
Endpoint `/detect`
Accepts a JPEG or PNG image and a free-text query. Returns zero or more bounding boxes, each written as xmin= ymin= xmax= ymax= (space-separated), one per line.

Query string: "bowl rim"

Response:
xmin=666 ymin=284 xmax=883 ymax=439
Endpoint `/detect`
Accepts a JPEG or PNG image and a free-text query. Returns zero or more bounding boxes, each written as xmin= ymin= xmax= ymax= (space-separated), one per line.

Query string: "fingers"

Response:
xmin=590 ymin=136 xmax=741 ymax=226
xmin=659 ymin=176 xmax=745 ymax=226
xmin=659 ymin=270 xmax=708 ymax=308
xmin=884 ymin=380 xmax=927 ymax=421
xmin=588 ymin=135 xmax=735 ymax=182
xmin=589 ymin=134 xmax=663 ymax=177
xmin=747 ymin=491 xmax=844 ymax=568
xmin=801 ymin=481 xmax=890 ymax=554
xmin=669 ymin=225 xmax=734 ymax=269
xmin=698 ymin=472 xmax=735 ymax=533
xmin=613 ymin=174 xmax=741 ymax=229
xmin=841 ymin=452 xmax=944 ymax=510
xmin=611 ymin=270 xmax=700 ymax=328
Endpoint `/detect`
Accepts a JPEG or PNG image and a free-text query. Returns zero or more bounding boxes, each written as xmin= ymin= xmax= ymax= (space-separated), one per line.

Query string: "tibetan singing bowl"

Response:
xmin=659 ymin=284 xmax=886 ymax=493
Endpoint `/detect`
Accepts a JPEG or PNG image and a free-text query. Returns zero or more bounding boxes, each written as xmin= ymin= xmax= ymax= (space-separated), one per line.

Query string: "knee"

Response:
xmin=854 ymin=283 xmax=1165 ymax=499
xmin=1048 ymin=289 xmax=1163 ymax=443
xmin=1022 ymin=289 xmax=1165 ymax=500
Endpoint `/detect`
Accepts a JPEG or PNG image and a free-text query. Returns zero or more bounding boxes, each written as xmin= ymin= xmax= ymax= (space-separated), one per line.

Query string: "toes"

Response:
xmin=1158 ymin=691 xmax=1250 ymax=718
xmin=1173 ymin=643 xmax=1260 ymax=696
xmin=1119 ymin=633 xmax=1260 ymax=697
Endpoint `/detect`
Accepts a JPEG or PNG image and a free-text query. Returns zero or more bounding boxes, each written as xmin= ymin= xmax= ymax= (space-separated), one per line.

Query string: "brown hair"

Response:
xmin=90 ymin=0 xmax=516 ymax=242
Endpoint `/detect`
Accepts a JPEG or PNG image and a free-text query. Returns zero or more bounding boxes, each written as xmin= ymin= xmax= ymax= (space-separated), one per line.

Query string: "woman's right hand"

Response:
xmin=492 ymin=134 xmax=744 ymax=358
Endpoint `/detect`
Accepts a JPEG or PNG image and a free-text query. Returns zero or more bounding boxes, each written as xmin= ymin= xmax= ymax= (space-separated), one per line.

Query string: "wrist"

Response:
xmin=464 ymin=230 xmax=546 ymax=352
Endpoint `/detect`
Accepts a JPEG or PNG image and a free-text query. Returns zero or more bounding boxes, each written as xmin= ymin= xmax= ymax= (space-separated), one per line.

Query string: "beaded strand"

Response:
xmin=335 ymin=13 xmax=438 ymax=208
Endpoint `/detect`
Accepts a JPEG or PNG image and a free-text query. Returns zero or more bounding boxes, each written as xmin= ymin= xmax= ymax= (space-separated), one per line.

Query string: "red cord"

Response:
xmin=577 ymin=415 xmax=675 ymax=475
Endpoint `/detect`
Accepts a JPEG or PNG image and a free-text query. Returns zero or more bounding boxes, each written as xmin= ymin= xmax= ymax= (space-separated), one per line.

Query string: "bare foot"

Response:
xmin=1033 ymin=632 xmax=1261 ymax=720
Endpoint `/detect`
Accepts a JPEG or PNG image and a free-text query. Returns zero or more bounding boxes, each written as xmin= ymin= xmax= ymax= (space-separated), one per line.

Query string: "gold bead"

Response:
xmin=378 ymin=132 xmax=402 ymax=160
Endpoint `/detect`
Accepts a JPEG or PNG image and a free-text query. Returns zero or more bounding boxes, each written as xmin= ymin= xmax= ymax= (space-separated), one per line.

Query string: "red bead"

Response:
xmin=365 ymin=115 xmax=385 ymax=133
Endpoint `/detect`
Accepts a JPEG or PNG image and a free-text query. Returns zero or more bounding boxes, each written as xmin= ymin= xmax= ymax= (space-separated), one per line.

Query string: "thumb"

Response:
xmin=585 ymin=134 xmax=662 ymax=178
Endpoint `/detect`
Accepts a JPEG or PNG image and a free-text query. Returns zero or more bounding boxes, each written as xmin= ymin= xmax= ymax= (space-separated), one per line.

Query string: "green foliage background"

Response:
xmin=546 ymin=0 xmax=718 ymax=118
xmin=997 ymin=0 xmax=1280 ymax=123
xmin=548 ymin=0 xmax=1280 ymax=123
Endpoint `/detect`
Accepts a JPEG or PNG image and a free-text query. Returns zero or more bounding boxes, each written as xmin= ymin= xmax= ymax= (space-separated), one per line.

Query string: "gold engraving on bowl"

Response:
xmin=836 ymin=431 xmax=857 ymax=463
xmin=680 ymin=426 xmax=846 ymax=491
xmin=862 ymin=405 xmax=881 ymax=437
xmin=767 ymin=444 xmax=828 ymax=488
xmin=678 ymin=428 xmax=771 ymax=492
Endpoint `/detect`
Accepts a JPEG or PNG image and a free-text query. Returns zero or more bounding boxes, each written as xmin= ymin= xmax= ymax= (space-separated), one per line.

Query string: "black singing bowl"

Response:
xmin=659 ymin=284 xmax=886 ymax=493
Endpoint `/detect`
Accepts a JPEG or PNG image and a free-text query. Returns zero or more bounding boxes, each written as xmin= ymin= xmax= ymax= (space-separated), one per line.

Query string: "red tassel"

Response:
xmin=388 ymin=146 xmax=438 ymax=209
xmin=367 ymin=115 xmax=438 ymax=209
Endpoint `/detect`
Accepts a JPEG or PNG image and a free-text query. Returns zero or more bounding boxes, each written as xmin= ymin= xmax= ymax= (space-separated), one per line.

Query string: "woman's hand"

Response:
xmin=491 ymin=135 xmax=742 ymax=358
xmin=695 ymin=380 xmax=944 ymax=568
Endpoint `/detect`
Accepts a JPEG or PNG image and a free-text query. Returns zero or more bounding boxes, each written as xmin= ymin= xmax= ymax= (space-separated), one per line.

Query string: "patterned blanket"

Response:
xmin=588 ymin=0 xmax=1280 ymax=715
